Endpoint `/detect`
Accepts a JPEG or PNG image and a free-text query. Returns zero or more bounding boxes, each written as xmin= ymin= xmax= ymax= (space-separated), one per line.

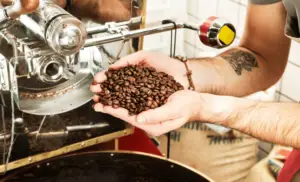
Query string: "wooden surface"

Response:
xmin=138 ymin=0 xmax=147 ymax=51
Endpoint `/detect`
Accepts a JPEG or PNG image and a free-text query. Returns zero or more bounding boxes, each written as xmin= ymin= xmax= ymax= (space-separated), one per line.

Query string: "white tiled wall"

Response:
xmin=184 ymin=0 xmax=245 ymax=57
xmin=278 ymin=40 xmax=300 ymax=103
xmin=143 ymin=0 xmax=186 ymax=55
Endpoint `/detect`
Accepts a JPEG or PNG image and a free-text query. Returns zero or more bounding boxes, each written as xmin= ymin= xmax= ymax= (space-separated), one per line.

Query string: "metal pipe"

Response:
xmin=66 ymin=123 xmax=109 ymax=132
xmin=87 ymin=16 xmax=143 ymax=35
xmin=84 ymin=22 xmax=185 ymax=47
xmin=19 ymin=15 xmax=44 ymax=40
xmin=0 ymin=123 xmax=109 ymax=141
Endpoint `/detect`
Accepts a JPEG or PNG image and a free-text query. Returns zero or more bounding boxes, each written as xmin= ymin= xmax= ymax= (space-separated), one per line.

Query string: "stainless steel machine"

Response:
xmin=0 ymin=0 xmax=236 ymax=177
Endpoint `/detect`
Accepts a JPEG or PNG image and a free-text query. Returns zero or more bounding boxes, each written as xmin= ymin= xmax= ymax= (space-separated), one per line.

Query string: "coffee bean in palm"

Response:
xmin=97 ymin=65 xmax=184 ymax=115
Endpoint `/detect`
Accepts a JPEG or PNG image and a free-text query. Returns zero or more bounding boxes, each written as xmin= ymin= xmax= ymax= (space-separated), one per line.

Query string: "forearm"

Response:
xmin=206 ymin=95 xmax=300 ymax=148
xmin=187 ymin=2 xmax=290 ymax=97
xmin=71 ymin=0 xmax=131 ymax=23
xmin=187 ymin=47 xmax=285 ymax=96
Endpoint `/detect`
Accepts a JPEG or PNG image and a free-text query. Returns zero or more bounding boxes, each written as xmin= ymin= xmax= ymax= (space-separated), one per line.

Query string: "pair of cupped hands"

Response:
xmin=90 ymin=51 xmax=218 ymax=136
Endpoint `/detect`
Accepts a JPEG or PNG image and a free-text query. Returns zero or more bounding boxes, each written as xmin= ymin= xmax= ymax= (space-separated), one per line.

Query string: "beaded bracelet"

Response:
xmin=174 ymin=56 xmax=195 ymax=91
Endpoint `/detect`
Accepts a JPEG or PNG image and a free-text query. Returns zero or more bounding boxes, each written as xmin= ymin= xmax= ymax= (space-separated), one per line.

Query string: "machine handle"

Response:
xmin=84 ymin=16 xmax=236 ymax=49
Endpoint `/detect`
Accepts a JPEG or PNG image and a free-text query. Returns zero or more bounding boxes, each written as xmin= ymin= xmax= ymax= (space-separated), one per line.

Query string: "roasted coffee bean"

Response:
xmin=113 ymin=105 xmax=119 ymax=109
xmin=96 ymin=65 xmax=183 ymax=115
xmin=112 ymin=74 xmax=118 ymax=80
xmin=114 ymin=85 xmax=120 ymax=91
xmin=117 ymin=80 xmax=124 ymax=85
xmin=104 ymin=90 xmax=110 ymax=95
xmin=128 ymin=76 xmax=135 ymax=82
xmin=106 ymin=72 xmax=112 ymax=78
xmin=113 ymin=100 xmax=119 ymax=105
xmin=107 ymin=100 xmax=113 ymax=106
xmin=160 ymin=90 xmax=166 ymax=95
xmin=124 ymin=81 xmax=130 ymax=86
xmin=130 ymin=103 xmax=136 ymax=109
xmin=146 ymin=100 xmax=152 ymax=107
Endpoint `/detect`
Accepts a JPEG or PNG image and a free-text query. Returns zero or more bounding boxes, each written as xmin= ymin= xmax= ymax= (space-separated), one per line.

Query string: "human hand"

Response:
xmin=92 ymin=90 xmax=216 ymax=136
xmin=91 ymin=51 xmax=189 ymax=93
xmin=0 ymin=0 xmax=39 ymax=16
xmin=59 ymin=0 xmax=132 ymax=23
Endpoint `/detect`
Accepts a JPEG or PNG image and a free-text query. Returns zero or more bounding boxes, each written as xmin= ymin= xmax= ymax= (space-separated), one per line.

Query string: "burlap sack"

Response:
xmin=158 ymin=124 xmax=259 ymax=182
xmin=158 ymin=88 xmax=276 ymax=182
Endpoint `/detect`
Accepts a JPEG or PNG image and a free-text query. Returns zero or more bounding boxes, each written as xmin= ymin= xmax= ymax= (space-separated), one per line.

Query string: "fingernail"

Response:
xmin=137 ymin=116 xmax=146 ymax=123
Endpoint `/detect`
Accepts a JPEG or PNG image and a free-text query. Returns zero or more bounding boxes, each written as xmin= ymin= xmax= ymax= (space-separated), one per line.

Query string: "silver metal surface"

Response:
xmin=0 ymin=123 xmax=109 ymax=141
xmin=35 ymin=55 xmax=66 ymax=84
xmin=87 ymin=16 xmax=142 ymax=35
xmin=19 ymin=15 xmax=43 ymax=39
xmin=18 ymin=73 xmax=94 ymax=115
xmin=25 ymin=1 xmax=87 ymax=55
xmin=0 ymin=54 xmax=10 ymax=91
xmin=85 ymin=22 xmax=185 ymax=47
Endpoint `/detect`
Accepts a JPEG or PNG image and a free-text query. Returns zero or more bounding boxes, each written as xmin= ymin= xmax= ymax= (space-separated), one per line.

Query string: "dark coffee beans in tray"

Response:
xmin=97 ymin=65 xmax=184 ymax=115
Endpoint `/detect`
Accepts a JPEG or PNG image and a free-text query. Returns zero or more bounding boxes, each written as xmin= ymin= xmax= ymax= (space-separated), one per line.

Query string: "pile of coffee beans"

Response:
xmin=97 ymin=65 xmax=184 ymax=115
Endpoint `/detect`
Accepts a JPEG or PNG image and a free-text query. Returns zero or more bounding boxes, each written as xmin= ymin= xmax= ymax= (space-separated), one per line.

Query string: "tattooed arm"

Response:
xmin=197 ymin=94 xmax=300 ymax=148
xmin=188 ymin=2 xmax=291 ymax=96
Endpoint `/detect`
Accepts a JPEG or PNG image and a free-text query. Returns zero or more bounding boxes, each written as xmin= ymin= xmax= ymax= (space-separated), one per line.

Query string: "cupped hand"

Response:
xmin=92 ymin=90 xmax=207 ymax=136
xmin=90 ymin=51 xmax=189 ymax=94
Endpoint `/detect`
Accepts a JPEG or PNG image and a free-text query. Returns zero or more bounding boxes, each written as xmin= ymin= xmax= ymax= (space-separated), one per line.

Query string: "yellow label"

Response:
xmin=219 ymin=25 xmax=235 ymax=45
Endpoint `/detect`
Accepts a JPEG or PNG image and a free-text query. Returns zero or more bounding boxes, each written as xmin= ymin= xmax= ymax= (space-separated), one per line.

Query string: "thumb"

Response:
xmin=110 ymin=51 xmax=148 ymax=69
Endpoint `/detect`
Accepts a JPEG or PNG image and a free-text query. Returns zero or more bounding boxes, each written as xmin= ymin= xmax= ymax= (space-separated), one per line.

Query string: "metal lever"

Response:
xmin=84 ymin=17 xmax=236 ymax=49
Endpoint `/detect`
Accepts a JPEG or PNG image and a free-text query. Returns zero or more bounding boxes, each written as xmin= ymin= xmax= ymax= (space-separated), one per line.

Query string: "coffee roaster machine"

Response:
xmin=0 ymin=0 xmax=236 ymax=181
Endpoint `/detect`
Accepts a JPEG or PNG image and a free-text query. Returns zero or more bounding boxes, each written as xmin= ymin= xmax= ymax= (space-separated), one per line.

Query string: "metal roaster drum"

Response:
xmin=1 ymin=151 xmax=214 ymax=182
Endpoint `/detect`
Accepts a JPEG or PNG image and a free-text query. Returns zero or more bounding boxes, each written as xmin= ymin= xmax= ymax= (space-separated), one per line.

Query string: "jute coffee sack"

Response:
xmin=97 ymin=65 xmax=184 ymax=115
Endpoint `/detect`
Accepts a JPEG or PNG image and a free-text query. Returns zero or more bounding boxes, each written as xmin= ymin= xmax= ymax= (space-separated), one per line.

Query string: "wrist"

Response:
xmin=187 ymin=57 xmax=226 ymax=94
xmin=196 ymin=94 xmax=232 ymax=125
xmin=206 ymin=95 xmax=258 ymax=129
xmin=171 ymin=57 xmax=190 ymax=90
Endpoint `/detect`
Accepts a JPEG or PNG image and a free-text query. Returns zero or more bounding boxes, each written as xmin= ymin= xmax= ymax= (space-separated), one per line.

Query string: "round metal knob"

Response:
xmin=59 ymin=26 xmax=81 ymax=50
xmin=45 ymin=14 xmax=87 ymax=56
xmin=199 ymin=16 xmax=236 ymax=49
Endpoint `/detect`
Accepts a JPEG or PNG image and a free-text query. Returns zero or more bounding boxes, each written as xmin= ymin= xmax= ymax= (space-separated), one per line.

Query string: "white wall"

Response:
xmin=276 ymin=40 xmax=300 ymax=102
xmin=184 ymin=0 xmax=246 ymax=57
xmin=143 ymin=0 xmax=187 ymax=55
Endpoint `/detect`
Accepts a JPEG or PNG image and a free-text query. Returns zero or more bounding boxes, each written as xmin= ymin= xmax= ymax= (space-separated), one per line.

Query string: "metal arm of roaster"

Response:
xmin=84 ymin=17 xmax=236 ymax=49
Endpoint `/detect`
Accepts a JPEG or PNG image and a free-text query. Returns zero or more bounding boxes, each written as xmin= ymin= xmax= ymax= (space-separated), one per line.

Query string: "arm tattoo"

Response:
xmin=221 ymin=50 xmax=259 ymax=75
